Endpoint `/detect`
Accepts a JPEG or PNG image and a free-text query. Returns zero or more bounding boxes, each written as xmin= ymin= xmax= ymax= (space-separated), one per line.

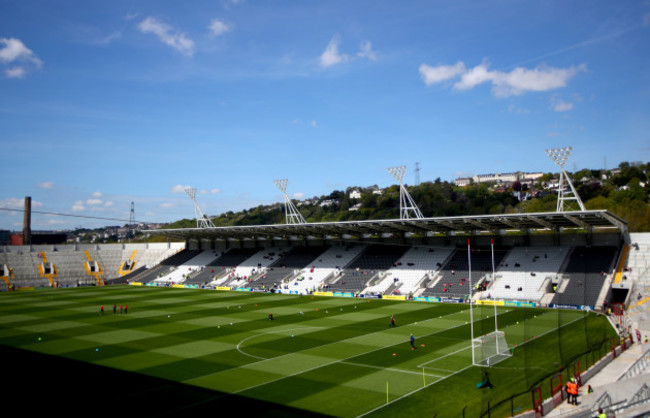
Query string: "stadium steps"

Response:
xmin=129 ymin=250 xmax=202 ymax=284
xmin=550 ymin=247 xmax=618 ymax=307
xmin=613 ymin=244 xmax=630 ymax=285
xmin=106 ymin=266 xmax=146 ymax=285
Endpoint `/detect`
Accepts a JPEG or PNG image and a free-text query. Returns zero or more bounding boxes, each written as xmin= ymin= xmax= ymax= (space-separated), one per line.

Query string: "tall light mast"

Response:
xmin=184 ymin=187 xmax=215 ymax=228
xmin=545 ymin=147 xmax=585 ymax=212
xmin=388 ymin=165 xmax=424 ymax=219
xmin=274 ymin=179 xmax=306 ymax=224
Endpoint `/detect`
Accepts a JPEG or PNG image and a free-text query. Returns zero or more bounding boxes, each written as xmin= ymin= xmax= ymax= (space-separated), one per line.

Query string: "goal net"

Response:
xmin=472 ymin=330 xmax=511 ymax=367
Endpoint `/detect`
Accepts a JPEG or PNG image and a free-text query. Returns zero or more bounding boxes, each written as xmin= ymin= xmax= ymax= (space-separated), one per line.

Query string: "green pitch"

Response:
xmin=0 ymin=286 xmax=616 ymax=417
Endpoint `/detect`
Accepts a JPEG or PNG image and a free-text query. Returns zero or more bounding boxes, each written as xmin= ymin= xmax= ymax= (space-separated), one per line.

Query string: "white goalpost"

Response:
xmin=468 ymin=239 xmax=512 ymax=367
xmin=472 ymin=330 xmax=511 ymax=367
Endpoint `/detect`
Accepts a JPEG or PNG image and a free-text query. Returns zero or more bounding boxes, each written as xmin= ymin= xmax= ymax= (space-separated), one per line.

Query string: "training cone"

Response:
xmin=393 ymin=353 xmax=397 ymax=356
xmin=421 ymin=344 xmax=426 ymax=347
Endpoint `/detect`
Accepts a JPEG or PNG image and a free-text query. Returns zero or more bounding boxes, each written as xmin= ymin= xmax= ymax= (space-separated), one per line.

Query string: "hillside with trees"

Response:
xmin=163 ymin=161 xmax=649 ymax=232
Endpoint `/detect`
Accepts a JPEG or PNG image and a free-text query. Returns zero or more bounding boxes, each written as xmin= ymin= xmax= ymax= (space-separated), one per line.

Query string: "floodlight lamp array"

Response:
xmin=545 ymin=147 xmax=572 ymax=168
xmin=388 ymin=166 xmax=407 ymax=184
xmin=184 ymin=187 xmax=197 ymax=200
xmin=274 ymin=179 xmax=288 ymax=193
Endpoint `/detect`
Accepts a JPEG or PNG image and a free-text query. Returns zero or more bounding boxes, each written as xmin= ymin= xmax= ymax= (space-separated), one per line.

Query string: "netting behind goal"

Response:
xmin=472 ymin=330 xmax=511 ymax=367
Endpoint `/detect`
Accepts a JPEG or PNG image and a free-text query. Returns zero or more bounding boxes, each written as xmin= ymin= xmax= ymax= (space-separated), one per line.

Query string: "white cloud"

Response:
xmin=86 ymin=199 xmax=103 ymax=205
xmin=553 ymin=100 xmax=574 ymax=112
xmin=170 ymin=184 xmax=192 ymax=193
xmin=91 ymin=191 xmax=103 ymax=197
xmin=644 ymin=12 xmax=650 ymax=27
xmin=104 ymin=201 xmax=113 ymax=207
xmin=5 ymin=67 xmax=25 ymax=78
xmin=125 ymin=12 xmax=139 ymax=21
xmin=310 ymin=120 xmax=317 ymax=127
xmin=0 ymin=38 xmax=42 ymax=66
xmin=209 ymin=19 xmax=231 ymax=37
xmin=71 ymin=201 xmax=85 ymax=212
xmin=419 ymin=62 xmax=466 ymax=85
xmin=319 ymin=37 xmax=348 ymax=67
xmin=293 ymin=192 xmax=305 ymax=199
xmin=0 ymin=197 xmax=43 ymax=209
xmin=421 ymin=59 xmax=586 ymax=98
xmin=0 ymin=197 xmax=25 ymax=208
xmin=489 ymin=64 xmax=587 ymax=97
xmin=200 ymin=188 xmax=222 ymax=195
xmin=160 ymin=202 xmax=175 ymax=208
xmin=357 ymin=41 xmax=378 ymax=61
xmin=453 ymin=62 xmax=494 ymax=90
xmin=37 ymin=181 xmax=54 ymax=189
xmin=0 ymin=38 xmax=42 ymax=78
xmin=138 ymin=17 xmax=195 ymax=57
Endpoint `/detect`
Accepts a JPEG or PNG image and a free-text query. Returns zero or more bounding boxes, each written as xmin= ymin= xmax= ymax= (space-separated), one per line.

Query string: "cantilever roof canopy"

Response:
xmin=147 ymin=210 xmax=627 ymax=241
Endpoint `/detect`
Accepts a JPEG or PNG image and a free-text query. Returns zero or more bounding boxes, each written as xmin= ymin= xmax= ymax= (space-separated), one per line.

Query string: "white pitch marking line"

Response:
xmin=187 ymin=308 xmax=474 ymax=384
xmin=417 ymin=344 xmax=472 ymax=368
xmin=357 ymin=312 xmax=588 ymax=417
xmin=226 ymin=310 xmax=501 ymax=395
xmin=339 ymin=361 xmax=446 ymax=379
xmin=186 ymin=308 xmax=475 ymax=391
xmin=235 ymin=326 xmax=325 ymax=360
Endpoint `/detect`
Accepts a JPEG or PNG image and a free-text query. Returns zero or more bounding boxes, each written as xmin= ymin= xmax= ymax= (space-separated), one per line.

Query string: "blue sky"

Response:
xmin=1 ymin=0 xmax=649 ymax=230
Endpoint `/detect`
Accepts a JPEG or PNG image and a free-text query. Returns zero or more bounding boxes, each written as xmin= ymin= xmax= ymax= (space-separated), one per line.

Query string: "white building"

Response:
xmin=349 ymin=190 xmax=362 ymax=199
xmin=455 ymin=177 xmax=472 ymax=187
xmin=455 ymin=171 xmax=544 ymax=187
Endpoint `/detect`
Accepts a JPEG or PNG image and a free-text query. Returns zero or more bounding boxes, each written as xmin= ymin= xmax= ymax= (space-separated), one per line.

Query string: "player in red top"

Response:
xmin=100 ymin=305 xmax=104 ymax=316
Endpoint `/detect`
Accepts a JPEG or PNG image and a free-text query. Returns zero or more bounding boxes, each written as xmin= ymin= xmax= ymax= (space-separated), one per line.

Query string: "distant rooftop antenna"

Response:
xmin=545 ymin=147 xmax=585 ymax=212
xmin=274 ymin=179 xmax=306 ymax=224
xmin=414 ymin=162 xmax=421 ymax=186
xmin=184 ymin=187 xmax=215 ymax=228
xmin=129 ymin=202 xmax=136 ymax=226
xmin=388 ymin=165 xmax=424 ymax=219
xmin=129 ymin=201 xmax=136 ymax=237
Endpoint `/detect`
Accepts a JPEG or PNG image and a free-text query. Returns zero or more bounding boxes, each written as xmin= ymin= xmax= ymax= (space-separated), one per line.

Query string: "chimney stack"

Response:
xmin=23 ymin=196 xmax=31 ymax=245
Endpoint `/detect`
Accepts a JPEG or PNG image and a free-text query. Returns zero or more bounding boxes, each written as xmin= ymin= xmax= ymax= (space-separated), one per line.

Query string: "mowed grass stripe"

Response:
xmin=0 ymin=286 xmax=611 ymax=418
xmin=185 ymin=308 xmax=478 ymax=393
xmin=215 ymin=308 xmax=583 ymax=414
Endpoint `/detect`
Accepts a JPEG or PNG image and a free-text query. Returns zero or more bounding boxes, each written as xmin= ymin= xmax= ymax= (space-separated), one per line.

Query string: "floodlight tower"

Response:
xmin=184 ymin=187 xmax=215 ymax=228
xmin=388 ymin=165 xmax=424 ymax=219
xmin=545 ymin=147 xmax=585 ymax=212
xmin=274 ymin=179 xmax=306 ymax=224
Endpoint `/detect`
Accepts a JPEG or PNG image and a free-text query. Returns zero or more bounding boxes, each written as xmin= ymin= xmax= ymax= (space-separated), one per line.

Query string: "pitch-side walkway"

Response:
xmin=545 ymin=320 xmax=650 ymax=417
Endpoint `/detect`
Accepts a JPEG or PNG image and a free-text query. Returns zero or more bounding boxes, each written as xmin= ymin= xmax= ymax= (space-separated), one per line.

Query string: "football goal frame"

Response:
xmin=472 ymin=330 xmax=512 ymax=367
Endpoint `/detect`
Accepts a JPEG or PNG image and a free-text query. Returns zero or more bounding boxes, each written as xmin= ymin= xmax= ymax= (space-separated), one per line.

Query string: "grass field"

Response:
xmin=0 ymin=286 xmax=617 ymax=417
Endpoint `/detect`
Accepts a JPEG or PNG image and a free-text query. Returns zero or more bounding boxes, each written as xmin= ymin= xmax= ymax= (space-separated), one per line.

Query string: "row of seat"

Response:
xmin=1 ymin=244 xmax=623 ymax=307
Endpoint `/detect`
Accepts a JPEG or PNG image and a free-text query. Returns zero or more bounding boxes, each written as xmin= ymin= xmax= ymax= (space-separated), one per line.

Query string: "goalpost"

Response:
xmin=472 ymin=330 xmax=511 ymax=367
xmin=469 ymin=239 xmax=512 ymax=367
